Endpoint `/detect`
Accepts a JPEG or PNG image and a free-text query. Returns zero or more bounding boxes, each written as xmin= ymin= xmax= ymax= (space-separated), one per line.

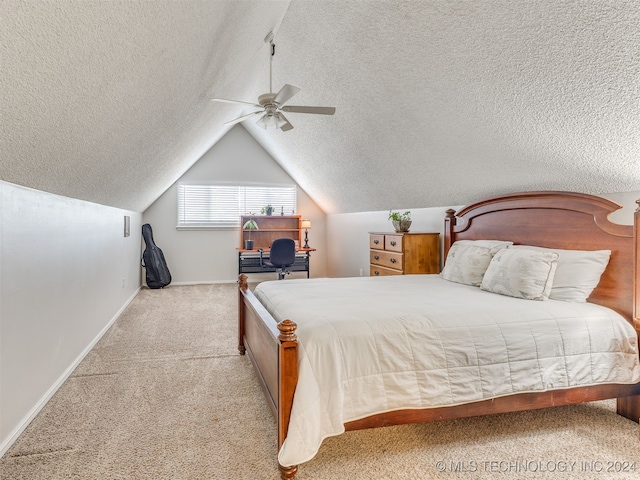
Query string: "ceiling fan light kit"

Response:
xmin=211 ymin=31 xmax=335 ymax=132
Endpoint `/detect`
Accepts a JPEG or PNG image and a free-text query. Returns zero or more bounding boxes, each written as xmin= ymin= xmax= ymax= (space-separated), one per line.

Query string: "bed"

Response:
xmin=237 ymin=191 xmax=640 ymax=479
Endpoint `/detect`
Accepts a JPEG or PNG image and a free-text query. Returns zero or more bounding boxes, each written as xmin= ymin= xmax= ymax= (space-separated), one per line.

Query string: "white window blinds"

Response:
xmin=177 ymin=184 xmax=297 ymax=228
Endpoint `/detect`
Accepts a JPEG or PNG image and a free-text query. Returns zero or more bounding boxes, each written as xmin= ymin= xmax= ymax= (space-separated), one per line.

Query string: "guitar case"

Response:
xmin=141 ymin=223 xmax=172 ymax=289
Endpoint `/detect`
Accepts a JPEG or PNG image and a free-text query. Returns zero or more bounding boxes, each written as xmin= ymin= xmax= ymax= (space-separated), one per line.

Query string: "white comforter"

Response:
xmin=253 ymin=275 xmax=640 ymax=467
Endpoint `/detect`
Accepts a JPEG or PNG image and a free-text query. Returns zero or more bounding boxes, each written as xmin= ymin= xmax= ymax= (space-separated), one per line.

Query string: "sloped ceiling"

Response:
xmin=2 ymin=1 xmax=639 ymax=214
xmin=1 ymin=0 xmax=290 ymax=212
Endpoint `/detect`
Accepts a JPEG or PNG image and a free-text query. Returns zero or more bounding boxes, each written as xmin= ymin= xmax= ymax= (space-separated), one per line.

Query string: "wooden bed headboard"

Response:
xmin=444 ymin=191 xmax=639 ymax=324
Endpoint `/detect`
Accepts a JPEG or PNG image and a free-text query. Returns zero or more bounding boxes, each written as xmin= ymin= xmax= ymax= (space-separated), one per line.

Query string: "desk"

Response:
xmin=237 ymin=247 xmax=316 ymax=278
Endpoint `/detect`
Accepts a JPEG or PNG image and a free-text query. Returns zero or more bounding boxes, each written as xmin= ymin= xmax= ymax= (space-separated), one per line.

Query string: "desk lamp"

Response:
xmin=301 ymin=219 xmax=311 ymax=248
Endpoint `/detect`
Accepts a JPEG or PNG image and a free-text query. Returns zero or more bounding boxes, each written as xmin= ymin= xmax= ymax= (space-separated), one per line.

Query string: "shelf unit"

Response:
xmin=240 ymin=215 xmax=302 ymax=250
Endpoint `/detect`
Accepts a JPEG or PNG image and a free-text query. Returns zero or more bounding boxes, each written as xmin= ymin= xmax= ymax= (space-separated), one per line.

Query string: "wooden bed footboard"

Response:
xmin=238 ymin=275 xmax=299 ymax=479
xmin=345 ymin=386 xmax=640 ymax=431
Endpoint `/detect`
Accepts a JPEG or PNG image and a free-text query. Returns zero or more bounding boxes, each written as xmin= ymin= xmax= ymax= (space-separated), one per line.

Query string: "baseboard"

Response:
xmin=0 ymin=286 xmax=141 ymax=458
xmin=166 ymin=273 xmax=312 ymax=287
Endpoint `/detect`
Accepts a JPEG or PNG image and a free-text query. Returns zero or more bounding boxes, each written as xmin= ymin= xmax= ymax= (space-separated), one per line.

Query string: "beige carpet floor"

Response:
xmin=2 ymin=283 xmax=639 ymax=479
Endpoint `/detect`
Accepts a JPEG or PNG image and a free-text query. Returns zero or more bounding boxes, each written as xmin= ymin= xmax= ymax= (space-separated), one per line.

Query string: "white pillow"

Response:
xmin=441 ymin=240 xmax=512 ymax=286
xmin=510 ymin=246 xmax=611 ymax=302
xmin=454 ymin=239 xmax=513 ymax=255
xmin=480 ymin=248 xmax=559 ymax=300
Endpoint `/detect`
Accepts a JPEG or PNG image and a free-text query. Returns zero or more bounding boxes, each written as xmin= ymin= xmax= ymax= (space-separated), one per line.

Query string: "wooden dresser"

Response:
xmin=369 ymin=232 xmax=440 ymax=276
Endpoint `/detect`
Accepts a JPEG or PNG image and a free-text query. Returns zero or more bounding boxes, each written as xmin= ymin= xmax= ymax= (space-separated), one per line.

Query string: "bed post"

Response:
xmin=277 ymin=319 xmax=299 ymax=479
xmin=616 ymin=199 xmax=640 ymax=423
xmin=238 ymin=274 xmax=247 ymax=355
xmin=444 ymin=209 xmax=456 ymax=261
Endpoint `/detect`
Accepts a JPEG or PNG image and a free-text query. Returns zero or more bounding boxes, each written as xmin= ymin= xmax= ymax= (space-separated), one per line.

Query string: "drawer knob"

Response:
xmin=390 ymin=258 xmax=397 ymax=263
xmin=374 ymin=255 xmax=379 ymax=260
xmin=374 ymin=270 xmax=380 ymax=275
xmin=373 ymin=239 xmax=380 ymax=245
xmin=390 ymin=241 xmax=397 ymax=246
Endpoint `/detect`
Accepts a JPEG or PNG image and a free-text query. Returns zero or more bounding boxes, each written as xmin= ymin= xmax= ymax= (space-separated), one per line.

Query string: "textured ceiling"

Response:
xmin=1 ymin=0 xmax=290 ymax=212
xmin=2 ymin=1 xmax=639 ymax=214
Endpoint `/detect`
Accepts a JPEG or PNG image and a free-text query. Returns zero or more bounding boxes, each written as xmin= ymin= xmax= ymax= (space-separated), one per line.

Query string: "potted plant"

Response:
xmin=388 ymin=210 xmax=412 ymax=232
xmin=243 ymin=218 xmax=259 ymax=250
xmin=261 ymin=204 xmax=274 ymax=215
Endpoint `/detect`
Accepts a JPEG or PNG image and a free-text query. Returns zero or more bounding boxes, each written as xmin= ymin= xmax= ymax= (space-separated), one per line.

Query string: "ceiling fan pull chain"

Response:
xmin=269 ymin=40 xmax=275 ymax=94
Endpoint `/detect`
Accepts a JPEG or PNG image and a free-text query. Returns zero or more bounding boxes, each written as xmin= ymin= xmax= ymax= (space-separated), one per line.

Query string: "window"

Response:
xmin=177 ymin=184 xmax=297 ymax=228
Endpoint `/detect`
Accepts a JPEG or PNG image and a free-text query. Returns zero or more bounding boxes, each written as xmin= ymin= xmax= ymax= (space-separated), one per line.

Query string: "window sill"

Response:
xmin=176 ymin=226 xmax=240 ymax=231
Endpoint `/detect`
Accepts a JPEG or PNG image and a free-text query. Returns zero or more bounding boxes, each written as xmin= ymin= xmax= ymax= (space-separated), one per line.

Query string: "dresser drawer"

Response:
xmin=384 ymin=234 xmax=403 ymax=252
xmin=370 ymin=250 xmax=403 ymax=270
xmin=369 ymin=234 xmax=385 ymax=249
xmin=370 ymin=265 xmax=403 ymax=277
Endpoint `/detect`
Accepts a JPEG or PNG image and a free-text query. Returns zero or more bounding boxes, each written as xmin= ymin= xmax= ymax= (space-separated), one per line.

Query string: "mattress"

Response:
xmin=253 ymin=274 xmax=640 ymax=467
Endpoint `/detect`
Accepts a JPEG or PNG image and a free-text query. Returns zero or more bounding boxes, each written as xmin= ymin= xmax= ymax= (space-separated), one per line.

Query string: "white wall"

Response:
xmin=326 ymin=206 xmax=458 ymax=278
xmin=326 ymin=191 xmax=640 ymax=278
xmin=0 ymin=181 xmax=142 ymax=455
xmin=143 ymin=125 xmax=327 ymax=283
xmin=605 ymin=191 xmax=640 ymax=226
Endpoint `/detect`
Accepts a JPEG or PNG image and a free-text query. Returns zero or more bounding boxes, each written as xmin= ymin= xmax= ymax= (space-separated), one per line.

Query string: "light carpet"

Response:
xmin=2 ymin=283 xmax=639 ymax=479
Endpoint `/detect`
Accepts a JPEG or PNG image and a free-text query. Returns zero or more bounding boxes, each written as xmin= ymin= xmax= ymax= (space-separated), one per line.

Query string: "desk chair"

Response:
xmin=259 ymin=238 xmax=296 ymax=280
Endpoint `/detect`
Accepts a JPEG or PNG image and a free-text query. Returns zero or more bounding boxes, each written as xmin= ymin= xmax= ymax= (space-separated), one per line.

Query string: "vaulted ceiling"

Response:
xmin=2 ymin=1 xmax=639 ymax=214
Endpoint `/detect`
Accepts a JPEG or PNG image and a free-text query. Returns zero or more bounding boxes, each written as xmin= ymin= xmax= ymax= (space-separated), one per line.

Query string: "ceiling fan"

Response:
xmin=211 ymin=32 xmax=335 ymax=132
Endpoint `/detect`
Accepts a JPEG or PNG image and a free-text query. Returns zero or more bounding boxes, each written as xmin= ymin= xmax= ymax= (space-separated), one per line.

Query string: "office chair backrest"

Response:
xmin=269 ymin=238 xmax=296 ymax=267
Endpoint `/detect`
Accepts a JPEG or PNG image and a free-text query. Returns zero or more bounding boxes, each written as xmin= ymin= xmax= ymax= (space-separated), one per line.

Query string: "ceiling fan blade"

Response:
xmin=212 ymin=98 xmax=262 ymax=109
xmin=280 ymin=105 xmax=336 ymax=115
xmin=273 ymin=84 xmax=301 ymax=106
xmin=277 ymin=113 xmax=294 ymax=132
xmin=223 ymin=111 xmax=262 ymax=126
